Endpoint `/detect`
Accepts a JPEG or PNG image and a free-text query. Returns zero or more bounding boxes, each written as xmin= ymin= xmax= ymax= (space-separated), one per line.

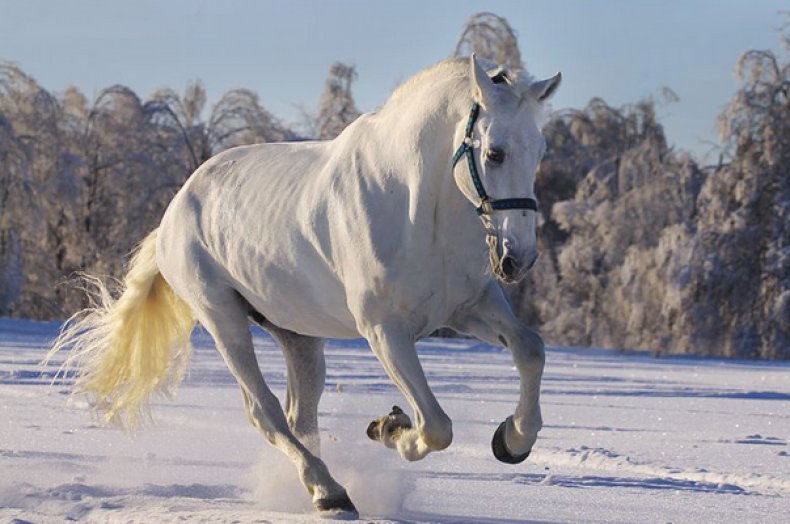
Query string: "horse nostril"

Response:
xmin=501 ymin=256 xmax=519 ymax=279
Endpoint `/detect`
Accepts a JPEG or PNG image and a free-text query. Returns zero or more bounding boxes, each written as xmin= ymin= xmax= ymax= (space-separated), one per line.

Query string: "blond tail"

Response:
xmin=45 ymin=229 xmax=195 ymax=431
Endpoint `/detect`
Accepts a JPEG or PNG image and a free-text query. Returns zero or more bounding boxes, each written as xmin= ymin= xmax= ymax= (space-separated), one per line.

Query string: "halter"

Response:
xmin=451 ymin=102 xmax=539 ymax=216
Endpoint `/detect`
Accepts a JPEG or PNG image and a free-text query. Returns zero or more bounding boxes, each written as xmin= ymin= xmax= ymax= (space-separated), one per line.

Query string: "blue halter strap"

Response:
xmin=451 ymin=102 xmax=539 ymax=216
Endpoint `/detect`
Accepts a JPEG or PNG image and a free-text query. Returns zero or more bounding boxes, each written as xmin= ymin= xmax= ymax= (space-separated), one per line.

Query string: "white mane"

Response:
xmin=383 ymin=58 xmax=545 ymax=123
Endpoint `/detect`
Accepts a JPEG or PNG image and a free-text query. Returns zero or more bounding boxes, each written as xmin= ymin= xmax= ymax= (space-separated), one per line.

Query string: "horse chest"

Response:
xmin=360 ymin=258 xmax=489 ymax=337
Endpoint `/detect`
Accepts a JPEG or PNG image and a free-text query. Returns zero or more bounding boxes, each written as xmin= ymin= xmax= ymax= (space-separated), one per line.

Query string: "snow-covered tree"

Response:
xmin=146 ymin=81 xmax=296 ymax=172
xmin=679 ymin=29 xmax=790 ymax=359
xmin=0 ymin=63 xmax=299 ymax=319
xmin=1 ymin=11 xmax=788 ymax=359
xmin=314 ymin=62 xmax=360 ymax=140
xmin=0 ymin=111 xmax=28 ymax=313
xmin=453 ymin=12 xmax=523 ymax=70
xmin=0 ymin=62 xmax=76 ymax=316
xmin=208 ymin=87 xmax=296 ymax=149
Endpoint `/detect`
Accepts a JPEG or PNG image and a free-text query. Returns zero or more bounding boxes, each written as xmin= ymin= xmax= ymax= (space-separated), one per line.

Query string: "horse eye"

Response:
xmin=486 ymin=148 xmax=505 ymax=165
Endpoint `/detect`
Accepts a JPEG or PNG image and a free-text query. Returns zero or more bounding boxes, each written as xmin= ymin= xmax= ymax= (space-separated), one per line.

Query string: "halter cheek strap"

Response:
xmin=451 ymin=102 xmax=539 ymax=216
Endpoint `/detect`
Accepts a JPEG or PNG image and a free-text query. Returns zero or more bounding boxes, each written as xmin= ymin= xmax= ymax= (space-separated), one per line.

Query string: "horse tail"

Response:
xmin=45 ymin=228 xmax=195 ymax=431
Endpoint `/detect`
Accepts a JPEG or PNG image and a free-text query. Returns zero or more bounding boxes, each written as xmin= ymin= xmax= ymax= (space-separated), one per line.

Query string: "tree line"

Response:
xmin=0 ymin=12 xmax=787 ymax=358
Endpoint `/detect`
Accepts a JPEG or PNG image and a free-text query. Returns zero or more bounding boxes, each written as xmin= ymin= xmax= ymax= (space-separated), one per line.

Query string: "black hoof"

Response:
xmin=492 ymin=419 xmax=530 ymax=464
xmin=315 ymin=492 xmax=358 ymax=518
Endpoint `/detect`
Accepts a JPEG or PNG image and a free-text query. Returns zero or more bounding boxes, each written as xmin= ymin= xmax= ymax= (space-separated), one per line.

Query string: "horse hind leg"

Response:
xmin=250 ymin=312 xmax=326 ymax=457
xmin=189 ymin=289 xmax=355 ymax=516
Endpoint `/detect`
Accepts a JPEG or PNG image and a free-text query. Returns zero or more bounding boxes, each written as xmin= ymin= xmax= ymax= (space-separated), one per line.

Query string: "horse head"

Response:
xmin=451 ymin=55 xmax=561 ymax=284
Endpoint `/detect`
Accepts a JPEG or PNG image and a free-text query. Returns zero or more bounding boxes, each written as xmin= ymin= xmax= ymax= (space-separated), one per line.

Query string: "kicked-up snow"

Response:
xmin=0 ymin=317 xmax=788 ymax=523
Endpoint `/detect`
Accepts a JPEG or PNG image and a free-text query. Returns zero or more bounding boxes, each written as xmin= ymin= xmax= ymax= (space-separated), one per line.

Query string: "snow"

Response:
xmin=1 ymin=317 xmax=789 ymax=523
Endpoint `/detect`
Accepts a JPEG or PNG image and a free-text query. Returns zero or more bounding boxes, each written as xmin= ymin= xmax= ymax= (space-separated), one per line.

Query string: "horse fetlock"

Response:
xmin=513 ymin=337 xmax=545 ymax=364
xmin=422 ymin=420 xmax=453 ymax=451
xmin=300 ymin=462 xmax=350 ymax=510
xmin=394 ymin=424 xmax=451 ymax=461
xmin=507 ymin=429 xmax=537 ymax=456
xmin=366 ymin=405 xmax=412 ymax=448
xmin=396 ymin=433 xmax=431 ymax=461
xmin=497 ymin=415 xmax=539 ymax=461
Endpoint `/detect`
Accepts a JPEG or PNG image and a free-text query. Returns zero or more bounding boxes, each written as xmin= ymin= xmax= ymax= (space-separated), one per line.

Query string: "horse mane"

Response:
xmin=386 ymin=59 xmax=469 ymax=105
xmin=383 ymin=58 xmax=541 ymax=117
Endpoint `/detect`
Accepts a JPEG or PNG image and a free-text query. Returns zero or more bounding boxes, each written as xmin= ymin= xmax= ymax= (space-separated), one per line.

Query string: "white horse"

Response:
xmin=48 ymin=55 xmax=560 ymax=517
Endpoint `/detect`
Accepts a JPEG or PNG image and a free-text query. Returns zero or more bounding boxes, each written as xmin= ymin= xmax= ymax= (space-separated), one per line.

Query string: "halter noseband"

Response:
xmin=451 ymin=102 xmax=539 ymax=216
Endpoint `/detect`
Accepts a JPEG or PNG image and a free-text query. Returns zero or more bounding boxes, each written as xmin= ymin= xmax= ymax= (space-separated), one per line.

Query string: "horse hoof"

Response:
xmin=366 ymin=419 xmax=377 ymax=441
xmin=315 ymin=492 xmax=359 ymax=519
xmin=491 ymin=419 xmax=530 ymax=464
xmin=366 ymin=405 xmax=412 ymax=444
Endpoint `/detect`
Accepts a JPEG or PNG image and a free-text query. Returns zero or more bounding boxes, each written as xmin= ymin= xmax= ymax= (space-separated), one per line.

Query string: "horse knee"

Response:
xmin=423 ymin=416 xmax=453 ymax=451
xmin=511 ymin=327 xmax=545 ymax=365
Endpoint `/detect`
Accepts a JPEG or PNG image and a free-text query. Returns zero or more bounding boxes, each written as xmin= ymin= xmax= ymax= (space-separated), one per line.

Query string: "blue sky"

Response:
xmin=0 ymin=0 xmax=786 ymax=160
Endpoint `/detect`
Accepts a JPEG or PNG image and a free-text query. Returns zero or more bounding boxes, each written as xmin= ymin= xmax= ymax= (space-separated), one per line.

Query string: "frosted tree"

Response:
xmin=79 ymin=85 xmax=184 ymax=283
xmin=513 ymin=97 xmax=701 ymax=349
xmin=681 ymin=26 xmax=790 ymax=359
xmin=0 ymin=62 xmax=79 ymax=316
xmin=0 ymin=63 xmax=302 ymax=320
xmin=146 ymin=81 xmax=296 ymax=173
xmin=145 ymin=81 xmax=211 ymax=173
xmin=453 ymin=12 xmax=524 ymax=70
xmin=0 ymin=113 xmax=28 ymax=313
xmin=207 ymin=88 xmax=296 ymax=149
xmin=512 ymin=33 xmax=790 ymax=359
xmin=2 ymin=10 xmax=788 ymax=359
xmin=314 ymin=62 xmax=360 ymax=140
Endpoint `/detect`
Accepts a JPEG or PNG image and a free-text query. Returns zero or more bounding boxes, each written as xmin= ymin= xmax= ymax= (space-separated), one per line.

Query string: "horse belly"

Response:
xmin=234 ymin=258 xmax=361 ymax=340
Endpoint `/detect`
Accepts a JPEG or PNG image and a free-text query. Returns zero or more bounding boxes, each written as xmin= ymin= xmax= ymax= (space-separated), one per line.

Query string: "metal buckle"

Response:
xmin=479 ymin=198 xmax=494 ymax=215
xmin=464 ymin=137 xmax=481 ymax=148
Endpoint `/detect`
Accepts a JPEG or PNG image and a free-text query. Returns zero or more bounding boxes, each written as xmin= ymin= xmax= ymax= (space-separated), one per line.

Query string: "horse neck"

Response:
xmin=378 ymin=80 xmax=487 ymax=256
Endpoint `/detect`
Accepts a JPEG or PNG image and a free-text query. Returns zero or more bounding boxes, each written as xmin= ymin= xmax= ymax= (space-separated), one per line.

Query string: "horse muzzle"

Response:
xmin=486 ymin=231 xmax=539 ymax=283
xmin=499 ymin=251 xmax=538 ymax=283
xmin=488 ymin=238 xmax=538 ymax=283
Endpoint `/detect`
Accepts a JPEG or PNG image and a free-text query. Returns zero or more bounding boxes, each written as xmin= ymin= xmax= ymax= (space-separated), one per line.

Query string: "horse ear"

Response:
xmin=529 ymin=72 xmax=562 ymax=102
xmin=470 ymin=54 xmax=497 ymax=106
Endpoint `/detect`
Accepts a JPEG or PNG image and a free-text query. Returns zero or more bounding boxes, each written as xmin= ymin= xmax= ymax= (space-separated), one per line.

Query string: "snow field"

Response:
xmin=1 ymin=318 xmax=789 ymax=523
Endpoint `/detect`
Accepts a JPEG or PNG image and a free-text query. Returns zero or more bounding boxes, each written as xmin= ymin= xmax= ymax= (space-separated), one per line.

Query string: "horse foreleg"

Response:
xmin=450 ymin=282 xmax=545 ymax=463
xmin=362 ymin=324 xmax=452 ymax=461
